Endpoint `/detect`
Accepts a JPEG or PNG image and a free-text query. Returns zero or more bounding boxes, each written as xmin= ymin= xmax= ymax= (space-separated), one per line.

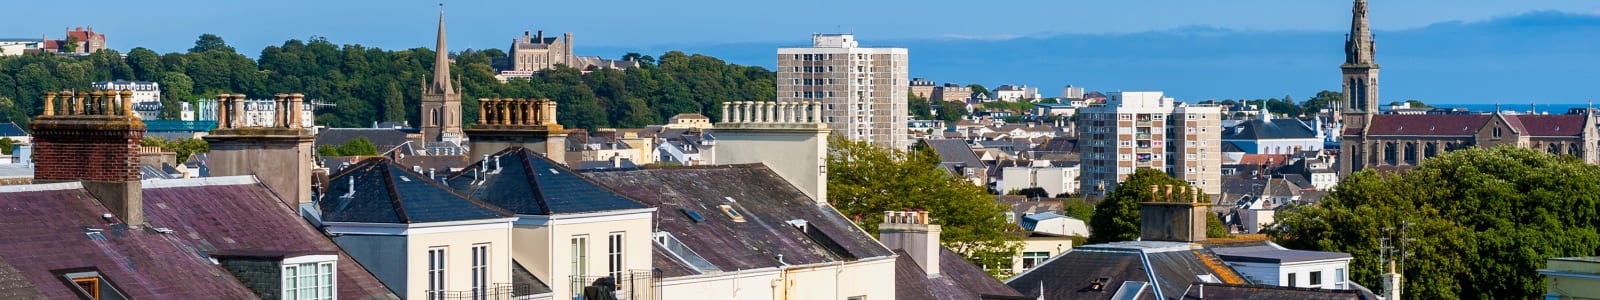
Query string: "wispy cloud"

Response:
xmin=937 ymin=33 xmax=1024 ymax=41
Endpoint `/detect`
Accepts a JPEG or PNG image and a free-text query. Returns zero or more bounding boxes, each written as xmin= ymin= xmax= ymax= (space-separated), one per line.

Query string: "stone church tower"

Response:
xmin=422 ymin=8 xmax=464 ymax=144
xmin=1340 ymin=0 xmax=1379 ymax=131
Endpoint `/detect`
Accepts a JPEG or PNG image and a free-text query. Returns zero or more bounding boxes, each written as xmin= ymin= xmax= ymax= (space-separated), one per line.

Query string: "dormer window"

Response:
xmin=282 ymin=255 xmax=338 ymax=300
xmin=61 ymin=270 xmax=128 ymax=300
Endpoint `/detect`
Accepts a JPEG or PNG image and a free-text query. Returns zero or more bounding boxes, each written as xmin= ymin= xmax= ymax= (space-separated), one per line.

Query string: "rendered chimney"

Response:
xmin=464 ymin=97 xmax=568 ymax=162
xmin=879 ymin=210 xmax=941 ymax=277
xmin=32 ymin=89 xmax=147 ymax=225
xmin=1139 ymin=184 xmax=1210 ymax=242
xmin=710 ymin=101 xmax=831 ymax=203
xmin=204 ymin=92 xmax=316 ymax=207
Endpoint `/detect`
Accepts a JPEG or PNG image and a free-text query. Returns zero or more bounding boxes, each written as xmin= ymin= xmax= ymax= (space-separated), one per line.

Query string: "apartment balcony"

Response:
xmin=1134 ymin=133 xmax=1152 ymax=140
xmin=570 ymin=270 xmax=655 ymax=300
xmin=425 ymin=283 xmax=544 ymax=300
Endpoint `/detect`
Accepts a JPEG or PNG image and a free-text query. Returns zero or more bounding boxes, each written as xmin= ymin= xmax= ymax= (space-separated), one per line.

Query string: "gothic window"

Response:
xmin=1493 ymin=127 xmax=1503 ymax=139
xmin=1570 ymin=143 xmax=1582 ymax=157
xmin=1549 ymin=143 xmax=1562 ymax=155
xmin=1424 ymin=143 xmax=1439 ymax=158
xmin=1404 ymin=142 xmax=1418 ymax=165
xmin=1384 ymin=142 xmax=1398 ymax=166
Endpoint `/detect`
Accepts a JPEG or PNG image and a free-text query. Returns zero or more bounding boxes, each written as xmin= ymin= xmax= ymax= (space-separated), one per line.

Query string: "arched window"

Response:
xmin=1404 ymin=142 xmax=1419 ymax=165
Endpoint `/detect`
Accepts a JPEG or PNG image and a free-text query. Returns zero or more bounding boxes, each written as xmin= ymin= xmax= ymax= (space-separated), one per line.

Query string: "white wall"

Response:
xmin=654 ymin=257 xmax=896 ymax=300
xmin=404 ymin=223 xmax=515 ymax=299
xmin=514 ymin=211 xmax=655 ymax=300
xmin=1229 ymin=259 xmax=1351 ymax=290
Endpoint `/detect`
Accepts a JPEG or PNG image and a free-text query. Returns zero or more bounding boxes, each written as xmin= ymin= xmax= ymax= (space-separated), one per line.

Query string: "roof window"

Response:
xmin=59 ymin=270 xmax=128 ymax=300
xmin=718 ymin=205 xmax=746 ymax=223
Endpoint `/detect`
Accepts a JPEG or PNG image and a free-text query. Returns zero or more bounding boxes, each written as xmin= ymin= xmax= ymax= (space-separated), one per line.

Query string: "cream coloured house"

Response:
xmin=447 ymin=147 xmax=657 ymax=300
xmin=310 ymin=157 xmax=525 ymax=299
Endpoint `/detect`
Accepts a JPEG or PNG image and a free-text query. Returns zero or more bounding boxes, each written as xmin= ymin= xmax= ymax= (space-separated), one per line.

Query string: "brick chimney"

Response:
xmin=1139 ymin=184 xmax=1210 ymax=242
xmin=464 ymin=97 xmax=568 ymax=162
xmin=204 ymin=93 xmax=315 ymax=207
xmin=32 ymin=89 xmax=146 ymax=225
xmin=879 ymin=210 xmax=941 ymax=277
xmin=711 ymin=101 xmax=830 ymax=202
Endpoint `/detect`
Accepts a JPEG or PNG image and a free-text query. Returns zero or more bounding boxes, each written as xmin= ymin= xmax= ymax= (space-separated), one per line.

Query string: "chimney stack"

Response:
xmin=712 ymin=101 xmax=830 ymax=202
xmin=1139 ymin=184 xmax=1210 ymax=242
xmin=32 ymin=89 xmax=147 ymax=225
xmin=204 ymin=92 xmax=316 ymax=207
xmin=464 ymin=97 xmax=568 ymax=163
xmin=879 ymin=210 xmax=941 ymax=277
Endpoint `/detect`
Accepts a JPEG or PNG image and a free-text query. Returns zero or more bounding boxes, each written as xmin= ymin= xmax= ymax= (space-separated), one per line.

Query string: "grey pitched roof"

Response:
xmin=924 ymin=139 xmax=983 ymax=168
xmin=582 ymin=164 xmax=895 ymax=273
xmin=896 ymin=248 xmax=1025 ymax=300
xmin=315 ymin=128 xmax=412 ymax=154
xmin=1005 ymin=241 xmax=1248 ymax=300
xmin=1211 ymin=244 xmax=1351 ymax=264
xmin=1020 ymin=212 xmax=1067 ymax=231
xmin=320 ymin=158 xmax=512 ymax=224
xmin=0 ymin=122 xmax=26 ymax=137
xmin=1221 ymin=118 xmax=1319 ymax=141
xmin=446 ymin=147 xmax=647 ymax=215
xmin=511 ymin=260 xmax=552 ymax=295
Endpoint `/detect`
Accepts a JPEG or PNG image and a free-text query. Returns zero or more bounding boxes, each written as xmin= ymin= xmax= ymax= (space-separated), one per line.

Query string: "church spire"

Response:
xmin=1345 ymin=0 xmax=1376 ymax=66
xmin=431 ymin=4 xmax=455 ymax=95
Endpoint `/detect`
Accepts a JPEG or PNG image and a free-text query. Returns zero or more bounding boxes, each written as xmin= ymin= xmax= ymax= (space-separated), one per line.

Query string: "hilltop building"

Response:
xmin=39 ymin=26 xmax=105 ymax=55
xmin=494 ymin=30 xmax=636 ymax=80
xmin=778 ymin=34 xmax=911 ymax=150
xmin=1335 ymin=0 xmax=1600 ymax=174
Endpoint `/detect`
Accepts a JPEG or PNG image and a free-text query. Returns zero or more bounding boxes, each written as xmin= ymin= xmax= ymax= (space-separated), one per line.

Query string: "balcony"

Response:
xmin=425 ymin=283 xmax=546 ymax=300
xmin=569 ymin=270 xmax=655 ymax=300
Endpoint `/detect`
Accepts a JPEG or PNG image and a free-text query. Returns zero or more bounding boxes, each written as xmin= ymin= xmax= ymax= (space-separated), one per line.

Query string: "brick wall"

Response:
xmin=31 ymin=118 xmax=144 ymax=182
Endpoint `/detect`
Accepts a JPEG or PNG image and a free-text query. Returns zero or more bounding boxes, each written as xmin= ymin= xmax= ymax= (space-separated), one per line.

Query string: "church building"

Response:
xmin=1336 ymin=0 xmax=1600 ymax=175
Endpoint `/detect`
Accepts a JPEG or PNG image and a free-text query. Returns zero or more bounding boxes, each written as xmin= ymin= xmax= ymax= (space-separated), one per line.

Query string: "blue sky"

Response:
xmin=5 ymin=1 xmax=1600 ymax=103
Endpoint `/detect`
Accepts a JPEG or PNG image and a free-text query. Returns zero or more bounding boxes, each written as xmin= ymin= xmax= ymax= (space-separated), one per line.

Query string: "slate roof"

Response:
xmin=1359 ymin=115 xmax=1492 ymax=136
xmin=1005 ymin=241 xmax=1246 ymax=300
xmin=1221 ymin=119 xmax=1319 ymax=140
xmin=896 ymin=248 xmax=1025 ymax=300
xmin=1211 ymin=244 xmax=1351 ymax=264
xmin=1194 ymin=284 xmax=1365 ymax=300
xmin=395 ymin=155 xmax=471 ymax=172
xmin=995 ymin=196 xmax=1065 ymax=218
xmin=0 ymin=177 xmax=397 ymax=299
xmin=143 ymin=120 xmax=217 ymax=132
xmin=925 ymin=139 xmax=983 ymax=168
xmin=651 ymin=244 xmax=702 ymax=278
xmin=0 ymin=122 xmax=26 ymax=136
xmin=319 ymin=157 xmax=512 ymax=224
xmin=582 ymin=164 xmax=895 ymax=273
xmin=1504 ymin=114 xmax=1587 ymax=137
xmin=446 ymin=147 xmax=647 ymax=215
xmin=1020 ymin=212 xmax=1070 ymax=232
xmin=511 ymin=260 xmax=553 ymax=295
xmin=315 ymin=128 xmax=413 ymax=154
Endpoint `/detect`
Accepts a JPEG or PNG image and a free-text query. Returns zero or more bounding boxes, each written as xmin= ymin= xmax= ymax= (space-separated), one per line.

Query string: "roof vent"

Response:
xmin=786 ymin=219 xmax=809 ymax=232
xmin=1089 ymin=276 xmax=1111 ymax=292
xmin=718 ymin=205 xmax=746 ymax=223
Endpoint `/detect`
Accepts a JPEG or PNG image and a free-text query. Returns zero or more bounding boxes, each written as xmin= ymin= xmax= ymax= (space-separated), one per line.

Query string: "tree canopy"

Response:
xmin=827 ymin=137 xmax=1020 ymax=272
xmin=316 ymin=137 xmax=379 ymax=157
xmin=1268 ymin=146 xmax=1600 ymax=299
xmin=1087 ymin=169 xmax=1213 ymax=244
xmin=0 ymin=35 xmax=774 ymax=132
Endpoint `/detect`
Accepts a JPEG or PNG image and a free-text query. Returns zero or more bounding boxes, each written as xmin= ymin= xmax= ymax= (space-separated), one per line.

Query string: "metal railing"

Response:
xmin=569 ymin=270 xmax=655 ymax=300
xmin=424 ymin=283 xmax=547 ymax=300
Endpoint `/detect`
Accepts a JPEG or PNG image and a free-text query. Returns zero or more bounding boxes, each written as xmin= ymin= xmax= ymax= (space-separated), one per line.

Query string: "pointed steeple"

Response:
xmin=1344 ymin=0 xmax=1376 ymax=66
xmin=431 ymin=5 xmax=455 ymax=95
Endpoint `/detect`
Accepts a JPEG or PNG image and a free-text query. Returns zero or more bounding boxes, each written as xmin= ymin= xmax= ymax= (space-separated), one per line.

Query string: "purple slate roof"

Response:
xmin=896 ymin=248 xmax=1024 ymax=300
xmin=0 ymin=178 xmax=397 ymax=300
xmin=583 ymin=164 xmax=895 ymax=273
xmin=1360 ymin=115 xmax=1491 ymax=136
xmin=1505 ymin=114 xmax=1587 ymax=137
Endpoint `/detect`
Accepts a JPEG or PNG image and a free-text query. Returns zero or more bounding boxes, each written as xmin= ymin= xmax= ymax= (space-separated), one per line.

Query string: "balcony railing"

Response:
xmin=424 ymin=282 xmax=546 ymax=300
xmin=570 ymin=270 xmax=655 ymax=300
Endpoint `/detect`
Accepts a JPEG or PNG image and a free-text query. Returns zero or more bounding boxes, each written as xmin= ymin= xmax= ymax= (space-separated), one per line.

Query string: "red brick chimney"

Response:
xmin=32 ymin=89 xmax=146 ymax=225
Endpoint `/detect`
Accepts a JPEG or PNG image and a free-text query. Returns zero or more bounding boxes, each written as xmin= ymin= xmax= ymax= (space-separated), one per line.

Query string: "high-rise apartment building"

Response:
xmin=777 ymin=34 xmax=910 ymax=150
xmin=1077 ymin=91 xmax=1220 ymax=197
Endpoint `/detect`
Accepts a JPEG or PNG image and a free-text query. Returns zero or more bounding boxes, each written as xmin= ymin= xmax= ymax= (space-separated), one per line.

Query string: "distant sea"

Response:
xmin=1428 ymin=103 xmax=1591 ymax=114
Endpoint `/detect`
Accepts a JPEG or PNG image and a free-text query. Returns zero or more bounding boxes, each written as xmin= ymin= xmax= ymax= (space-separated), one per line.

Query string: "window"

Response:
xmin=1004 ymin=212 xmax=1016 ymax=224
xmin=1287 ymin=273 xmax=1297 ymax=287
xmin=283 ymin=260 xmax=335 ymax=300
xmin=428 ymin=247 xmax=447 ymax=300
xmin=608 ymin=232 xmax=625 ymax=283
xmin=1335 ymin=268 xmax=1346 ymax=289
xmin=471 ymin=244 xmax=489 ymax=300
xmin=571 ymin=235 xmax=589 ymax=279
xmin=1021 ymin=252 xmax=1051 ymax=270
xmin=1310 ymin=271 xmax=1323 ymax=286
xmin=62 ymin=271 xmax=128 ymax=300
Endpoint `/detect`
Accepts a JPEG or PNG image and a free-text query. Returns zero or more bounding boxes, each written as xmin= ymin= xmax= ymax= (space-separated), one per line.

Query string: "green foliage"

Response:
xmin=828 ymin=137 xmax=1020 ymax=273
xmin=0 ymin=35 xmax=774 ymax=131
xmin=1302 ymin=90 xmax=1341 ymax=115
xmin=907 ymin=89 xmax=934 ymax=120
xmin=1206 ymin=215 xmax=1232 ymax=238
xmin=1061 ymin=198 xmax=1095 ymax=222
xmin=935 ymin=101 xmax=967 ymax=124
xmin=980 ymin=101 xmax=1034 ymax=115
xmin=334 ymin=137 xmax=379 ymax=156
xmin=139 ymin=137 xmax=209 ymax=162
xmin=0 ymin=137 xmax=14 ymax=155
xmin=1087 ymin=169 xmax=1209 ymax=244
xmin=967 ymin=84 xmax=990 ymax=98
xmin=63 ymin=35 xmax=77 ymax=53
xmin=1268 ymin=146 xmax=1600 ymax=299
xmin=1008 ymin=187 xmax=1049 ymax=198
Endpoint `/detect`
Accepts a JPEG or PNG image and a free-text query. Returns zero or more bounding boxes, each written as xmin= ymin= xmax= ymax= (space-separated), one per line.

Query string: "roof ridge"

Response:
xmin=378 ymin=160 xmax=410 ymax=223
xmin=381 ymin=158 xmax=514 ymax=217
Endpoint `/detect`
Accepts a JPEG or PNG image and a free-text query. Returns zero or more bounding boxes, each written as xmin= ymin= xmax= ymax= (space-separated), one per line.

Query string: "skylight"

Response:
xmin=719 ymin=205 xmax=746 ymax=223
xmin=680 ymin=208 xmax=705 ymax=223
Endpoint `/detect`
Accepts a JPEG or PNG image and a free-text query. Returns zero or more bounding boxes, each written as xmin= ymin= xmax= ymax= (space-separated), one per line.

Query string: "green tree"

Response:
xmin=936 ymin=101 xmax=967 ymax=124
xmin=0 ymin=137 xmax=14 ymax=155
xmin=189 ymin=34 xmax=235 ymax=53
xmin=1087 ymin=169 xmax=1210 ymax=244
xmin=1061 ymin=198 xmax=1095 ymax=221
xmin=968 ymin=84 xmax=990 ymax=99
xmin=828 ymin=138 xmax=1020 ymax=272
xmin=1302 ymin=90 xmax=1341 ymax=116
xmin=157 ymin=72 xmax=193 ymax=119
xmin=126 ymin=47 xmax=163 ymax=81
xmin=63 ymin=35 xmax=78 ymax=53
xmin=1269 ymin=146 xmax=1600 ymax=299
xmin=382 ymin=82 xmax=405 ymax=122
xmin=334 ymin=137 xmax=379 ymax=156
xmin=908 ymin=89 xmax=934 ymax=120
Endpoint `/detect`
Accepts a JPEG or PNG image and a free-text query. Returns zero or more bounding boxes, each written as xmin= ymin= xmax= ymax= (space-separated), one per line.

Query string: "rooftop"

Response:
xmin=1210 ymin=244 xmax=1352 ymax=264
xmin=446 ymin=147 xmax=647 ymax=215
xmin=318 ymin=157 xmax=512 ymax=224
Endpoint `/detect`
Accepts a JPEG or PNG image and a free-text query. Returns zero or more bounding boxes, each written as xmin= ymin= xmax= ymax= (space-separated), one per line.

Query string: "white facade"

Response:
xmin=653 ymin=256 xmax=896 ymax=300
xmin=1215 ymin=243 xmax=1353 ymax=291
xmin=998 ymin=161 xmax=1080 ymax=196
xmin=1024 ymin=214 xmax=1090 ymax=237
xmin=0 ymin=40 xmax=43 ymax=56
xmin=93 ymin=81 xmax=160 ymax=106
xmin=241 ymin=99 xmax=315 ymax=128
xmin=510 ymin=209 xmax=656 ymax=300
xmin=777 ymin=34 xmax=911 ymax=150
xmin=1061 ymin=85 xmax=1086 ymax=100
